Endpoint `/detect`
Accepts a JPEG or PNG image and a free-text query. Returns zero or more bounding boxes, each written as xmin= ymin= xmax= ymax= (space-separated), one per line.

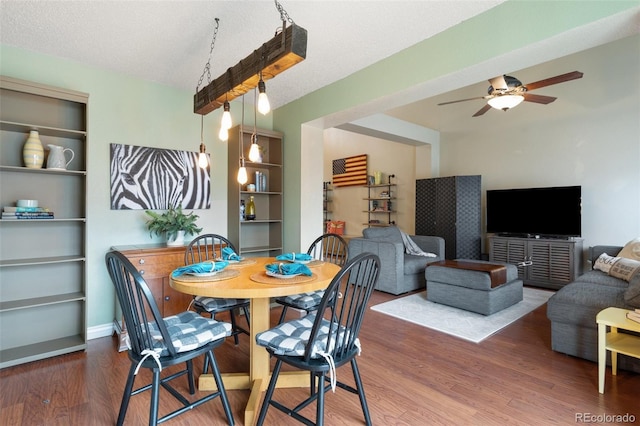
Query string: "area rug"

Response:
xmin=370 ymin=287 xmax=553 ymax=343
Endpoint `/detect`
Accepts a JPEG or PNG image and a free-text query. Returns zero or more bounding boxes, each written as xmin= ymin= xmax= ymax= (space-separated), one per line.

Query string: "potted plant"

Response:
xmin=145 ymin=206 xmax=202 ymax=246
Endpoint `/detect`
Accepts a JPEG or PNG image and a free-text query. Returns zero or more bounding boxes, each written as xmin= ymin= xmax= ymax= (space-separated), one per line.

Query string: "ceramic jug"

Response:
xmin=47 ymin=144 xmax=75 ymax=170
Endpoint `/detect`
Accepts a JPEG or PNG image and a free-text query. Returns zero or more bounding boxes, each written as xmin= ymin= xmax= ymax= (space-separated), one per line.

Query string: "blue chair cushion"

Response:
xmin=194 ymin=296 xmax=249 ymax=313
xmin=148 ymin=311 xmax=231 ymax=356
xmin=256 ymin=313 xmax=348 ymax=358
xmin=276 ymin=290 xmax=324 ymax=310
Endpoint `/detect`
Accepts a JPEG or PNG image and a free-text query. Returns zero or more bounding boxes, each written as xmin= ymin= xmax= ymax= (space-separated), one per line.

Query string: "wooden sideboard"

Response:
xmin=111 ymin=244 xmax=193 ymax=317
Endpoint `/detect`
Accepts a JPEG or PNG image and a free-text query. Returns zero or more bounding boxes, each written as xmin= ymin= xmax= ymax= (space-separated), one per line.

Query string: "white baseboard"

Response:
xmin=87 ymin=322 xmax=116 ymax=340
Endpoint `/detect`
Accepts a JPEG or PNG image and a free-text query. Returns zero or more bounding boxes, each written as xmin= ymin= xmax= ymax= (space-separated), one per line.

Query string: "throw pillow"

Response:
xmin=594 ymin=253 xmax=640 ymax=282
xmin=617 ymin=237 xmax=640 ymax=261
xmin=625 ymin=274 xmax=640 ymax=308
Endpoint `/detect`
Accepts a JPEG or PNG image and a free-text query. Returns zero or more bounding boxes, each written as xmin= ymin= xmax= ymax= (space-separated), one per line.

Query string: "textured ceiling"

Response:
xmin=0 ymin=0 xmax=505 ymax=110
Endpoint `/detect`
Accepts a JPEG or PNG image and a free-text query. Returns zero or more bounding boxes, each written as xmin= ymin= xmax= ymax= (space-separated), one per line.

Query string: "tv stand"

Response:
xmin=497 ymin=233 xmax=574 ymax=241
xmin=489 ymin=235 xmax=583 ymax=290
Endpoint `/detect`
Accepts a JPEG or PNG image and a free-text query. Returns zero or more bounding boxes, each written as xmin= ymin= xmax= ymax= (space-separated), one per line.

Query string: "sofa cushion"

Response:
xmin=362 ymin=226 xmax=403 ymax=244
xmin=624 ymin=274 xmax=640 ymax=308
xmin=546 ymin=282 xmax=630 ymax=328
xmin=618 ymin=237 xmax=640 ymax=261
xmin=593 ymin=253 xmax=640 ymax=282
xmin=577 ymin=270 xmax=629 ymax=289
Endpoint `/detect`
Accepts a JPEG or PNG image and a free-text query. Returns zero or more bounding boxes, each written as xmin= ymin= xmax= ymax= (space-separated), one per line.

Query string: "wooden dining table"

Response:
xmin=170 ymin=256 xmax=341 ymax=426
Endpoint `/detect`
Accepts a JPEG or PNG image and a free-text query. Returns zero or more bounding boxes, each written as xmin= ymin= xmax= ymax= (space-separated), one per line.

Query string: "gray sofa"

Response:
xmin=546 ymin=245 xmax=640 ymax=373
xmin=348 ymin=226 xmax=444 ymax=295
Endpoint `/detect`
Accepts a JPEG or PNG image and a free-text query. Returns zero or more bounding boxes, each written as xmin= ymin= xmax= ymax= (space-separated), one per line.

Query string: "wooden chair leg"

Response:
xmin=317 ymin=371 xmax=325 ymax=426
xmin=256 ymin=359 xmax=283 ymax=425
xmin=207 ymin=351 xmax=235 ymax=425
xmin=229 ymin=310 xmax=240 ymax=345
xmin=117 ymin=364 xmax=137 ymax=426
xmin=149 ymin=368 xmax=161 ymax=426
xmin=351 ymin=358 xmax=372 ymax=426
xmin=278 ymin=306 xmax=288 ymax=324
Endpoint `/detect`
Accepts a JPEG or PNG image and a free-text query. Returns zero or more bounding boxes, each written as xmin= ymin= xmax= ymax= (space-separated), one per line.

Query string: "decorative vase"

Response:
xmin=23 ymin=130 xmax=44 ymax=169
xmin=167 ymin=230 xmax=185 ymax=247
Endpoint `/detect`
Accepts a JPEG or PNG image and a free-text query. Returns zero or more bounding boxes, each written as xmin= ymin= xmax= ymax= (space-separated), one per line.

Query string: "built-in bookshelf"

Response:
xmin=0 ymin=76 xmax=88 ymax=368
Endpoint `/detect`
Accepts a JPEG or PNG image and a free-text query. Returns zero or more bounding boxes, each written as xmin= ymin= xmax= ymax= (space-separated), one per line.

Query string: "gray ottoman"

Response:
xmin=425 ymin=259 xmax=523 ymax=315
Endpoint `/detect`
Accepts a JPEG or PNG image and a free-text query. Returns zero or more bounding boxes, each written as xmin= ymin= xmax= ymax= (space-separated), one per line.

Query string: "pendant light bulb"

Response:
xmin=237 ymin=158 xmax=248 ymax=184
xmin=218 ymin=126 xmax=229 ymax=141
xmin=257 ymin=79 xmax=270 ymax=115
xmin=198 ymin=143 xmax=208 ymax=169
xmin=248 ymin=134 xmax=261 ymax=162
xmin=221 ymin=100 xmax=232 ymax=130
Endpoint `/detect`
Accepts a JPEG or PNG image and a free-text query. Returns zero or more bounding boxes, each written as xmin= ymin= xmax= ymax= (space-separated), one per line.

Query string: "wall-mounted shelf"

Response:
xmin=323 ymin=181 xmax=332 ymax=228
xmin=363 ymin=174 xmax=396 ymax=227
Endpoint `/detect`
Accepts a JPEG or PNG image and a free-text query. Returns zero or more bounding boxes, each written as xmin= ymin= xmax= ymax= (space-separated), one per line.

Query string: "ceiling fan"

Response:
xmin=438 ymin=71 xmax=583 ymax=117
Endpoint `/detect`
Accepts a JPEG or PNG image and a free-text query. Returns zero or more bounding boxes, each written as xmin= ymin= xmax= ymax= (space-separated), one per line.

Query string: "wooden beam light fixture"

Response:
xmin=194 ymin=2 xmax=307 ymax=115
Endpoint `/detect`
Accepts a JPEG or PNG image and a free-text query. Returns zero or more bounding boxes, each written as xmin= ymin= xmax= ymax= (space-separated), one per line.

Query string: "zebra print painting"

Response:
xmin=110 ymin=143 xmax=211 ymax=210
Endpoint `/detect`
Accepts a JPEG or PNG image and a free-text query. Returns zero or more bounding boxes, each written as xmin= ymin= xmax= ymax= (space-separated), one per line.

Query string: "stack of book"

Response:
xmin=627 ymin=309 xmax=640 ymax=324
xmin=2 ymin=206 xmax=54 ymax=220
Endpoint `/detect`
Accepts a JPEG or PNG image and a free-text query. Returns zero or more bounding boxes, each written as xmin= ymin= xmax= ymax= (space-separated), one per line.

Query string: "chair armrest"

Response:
xmin=410 ymin=235 xmax=445 ymax=258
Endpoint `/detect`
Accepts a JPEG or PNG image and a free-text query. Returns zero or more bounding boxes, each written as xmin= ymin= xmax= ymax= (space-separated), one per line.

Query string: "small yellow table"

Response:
xmin=596 ymin=307 xmax=640 ymax=394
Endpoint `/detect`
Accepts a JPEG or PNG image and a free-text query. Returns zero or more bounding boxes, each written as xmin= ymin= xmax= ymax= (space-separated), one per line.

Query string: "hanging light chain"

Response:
xmin=196 ymin=18 xmax=220 ymax=93
xmin=274 ymin=0 xmax=294 ymax=24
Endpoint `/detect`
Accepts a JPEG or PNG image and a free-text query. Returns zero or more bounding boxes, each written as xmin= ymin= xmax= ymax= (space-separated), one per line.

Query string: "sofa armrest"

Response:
xmin=589 ymin=245 xmax=624 ymax=267
xmin=411 ymin=235 xmax=445 ymax=258
xmin=348 ymin=237 xmax=404 ymax=286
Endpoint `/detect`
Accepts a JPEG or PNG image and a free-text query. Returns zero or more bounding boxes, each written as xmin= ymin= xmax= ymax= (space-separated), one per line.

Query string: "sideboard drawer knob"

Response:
xmin=138 ymin=259 xmax=145 ymax=265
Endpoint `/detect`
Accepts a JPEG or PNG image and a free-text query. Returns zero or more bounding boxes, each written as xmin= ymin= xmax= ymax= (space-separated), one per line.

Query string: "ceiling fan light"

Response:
xmin=488 ymin=94 xmax=524 ymax=111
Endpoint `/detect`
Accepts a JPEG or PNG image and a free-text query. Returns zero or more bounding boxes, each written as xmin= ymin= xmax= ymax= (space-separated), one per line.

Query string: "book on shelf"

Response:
xmin=2 ymin=211 xmax=54 ymax=219
xmin=3 ymin=206 xmax=50 ymax=213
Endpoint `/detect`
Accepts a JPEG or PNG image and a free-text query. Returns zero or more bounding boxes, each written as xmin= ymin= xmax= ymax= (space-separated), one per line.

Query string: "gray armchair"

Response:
xmin=348 ymin=226 xmax=444 ymax=295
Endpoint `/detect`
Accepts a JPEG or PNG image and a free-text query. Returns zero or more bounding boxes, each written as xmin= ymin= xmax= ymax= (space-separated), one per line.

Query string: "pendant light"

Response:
xmin=237 ymin=94 xmax=249 ymax=184
xmin=248 ymin=88 xmax=262 ymax=162
xmin=257 ymin=76 xmax=270 ymax=115
xmin=196 ymin=18 xmax=221 ymax=154
xmin=237 ymin=157 xmax=248 ymax=184
xmin=198 ymin=115 xmax=208 ymax=169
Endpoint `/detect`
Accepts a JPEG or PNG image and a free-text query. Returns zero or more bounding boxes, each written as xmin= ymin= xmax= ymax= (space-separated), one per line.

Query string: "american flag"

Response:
xmin=332 ymin=154 xmax=368 ymax=187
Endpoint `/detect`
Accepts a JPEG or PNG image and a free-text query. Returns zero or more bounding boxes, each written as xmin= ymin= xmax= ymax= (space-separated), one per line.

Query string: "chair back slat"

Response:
xmin=106 ymin=251 xmax=177 ymax=357
xmin=185 ymin=234 xmax=236 ymax=265
xmin=303 ymin=252 xmax=380 ymax=362
xmin=307 ymin=233 xmax=348 ymax=266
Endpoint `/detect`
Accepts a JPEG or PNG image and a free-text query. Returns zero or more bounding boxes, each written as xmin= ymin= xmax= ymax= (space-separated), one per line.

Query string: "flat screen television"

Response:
xmin=486 ymin=185 xmax=581 ymax=238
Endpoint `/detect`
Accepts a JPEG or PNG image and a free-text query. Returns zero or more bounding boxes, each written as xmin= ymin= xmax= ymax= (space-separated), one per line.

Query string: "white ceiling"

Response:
xmin=0 ymin=0 xmax=505 ymax=110
xmin=1 ymin=1 xmax=638 ymax=136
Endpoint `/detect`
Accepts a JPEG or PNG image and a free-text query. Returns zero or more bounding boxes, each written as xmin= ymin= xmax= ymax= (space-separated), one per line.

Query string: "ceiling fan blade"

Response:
xmin=523 ymin=93 xmax=557 ymax=104
xmin=437 ymin=96 xmax=487 ymax=106
xmin=524 ymin=71 xmax=583 ymax=91
xmin=489 ymin=75 xmax=508 ymax=90
xmin=472 ymin=104 xmax=492 ymax=117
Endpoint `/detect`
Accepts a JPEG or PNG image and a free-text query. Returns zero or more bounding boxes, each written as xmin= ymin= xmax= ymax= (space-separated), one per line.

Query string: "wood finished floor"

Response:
xmin=1 ymin=288 xmax=639 ymax=425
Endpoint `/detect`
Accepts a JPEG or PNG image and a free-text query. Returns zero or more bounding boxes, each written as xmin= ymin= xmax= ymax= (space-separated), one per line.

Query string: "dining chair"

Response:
xmin=275 ymin=233 xmax=348 ymax=324
xmin=185 ymin=234 xmax=250 ymax=345
xmin=105 ymin=250 xmax=234 ymax=426
xmin=255 ymin=252 xmax=380 ymax=426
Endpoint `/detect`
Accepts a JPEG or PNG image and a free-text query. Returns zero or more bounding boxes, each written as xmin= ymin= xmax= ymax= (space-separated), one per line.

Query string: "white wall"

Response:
xmin=323 ymin=128 xmax=421 ymax=236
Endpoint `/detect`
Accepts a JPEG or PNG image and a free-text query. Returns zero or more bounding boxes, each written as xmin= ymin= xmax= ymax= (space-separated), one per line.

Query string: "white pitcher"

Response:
xmin=47 ymin=144 xmax=75 ymax=170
